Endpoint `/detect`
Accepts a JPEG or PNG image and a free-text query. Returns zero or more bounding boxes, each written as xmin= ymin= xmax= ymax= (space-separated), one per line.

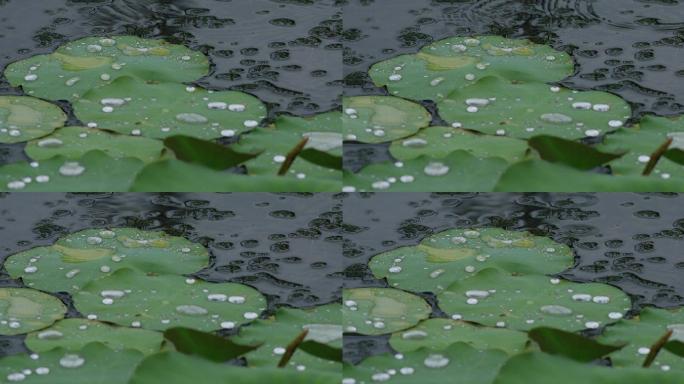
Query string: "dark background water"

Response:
xmin=343 ymin=0 xmax=684 ymax=170
xmin=342 ymin=192 xmax=684 ymax=363
xmin=0 ymin=192 xmax=343 ymax=356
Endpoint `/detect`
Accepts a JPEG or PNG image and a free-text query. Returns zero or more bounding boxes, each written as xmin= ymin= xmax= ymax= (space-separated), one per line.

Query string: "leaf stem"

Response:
xmin=277 ymin=329 xmax=309 ymax=368
xmin=278 ymin=137 xmax=310 ymax=176
xmin=642 ymin=137 xmax=673 ymax=176
xmin=643 ymin=329 xmax=673 ymax=368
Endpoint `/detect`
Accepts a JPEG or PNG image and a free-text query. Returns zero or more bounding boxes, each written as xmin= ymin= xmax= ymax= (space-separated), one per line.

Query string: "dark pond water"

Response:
xmin=342 ymin=192 xmax=684 ymax=363
xmin=343 ymin=0 xmax=684 ymax=169
xmin=0 ymin=192 xmax=343 ymax=356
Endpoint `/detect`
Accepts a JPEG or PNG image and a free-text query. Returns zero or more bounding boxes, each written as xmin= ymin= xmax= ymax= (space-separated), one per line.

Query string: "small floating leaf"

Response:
xmin=390 ymin=126 xmax=528 ymax=164
xmin=369 ymin=35 xmax=574 ymax=103
xmin=370 ymin=227 xmax=573 ymax=294
xmin=343 ymin=288 xmax=431 ymax=335
xmin=0 ymin=151 xmax=144 ymax=192
xmin=4 ymin=227 xmax=209 ymax=293
xmin=233 ymin=304 xmax=341 ymax=372
xmin=343 ymin=96 xmax=431 ymax=144
xmin=73 ymin=268 xmax=266 ymax=332
xmin=74 ymin=76 xmax=267 ymax=140
xmin=344 ymin=150 xmax=509 ymax=192
xmin=390 ymin=318 xmax=528 ymax=355
xmin=0 ymin=288 xmax=66 ymax=336
xmin=0 ymin=96 xmax=67 ymax=144
xmin=598 ymin=307 xmax=684 ymax=370
xmin=25 ymin=318 xmax=164 ymax=355
xmin=437 ymin=268 xmax=631 ymax=332
xmin=344 ymin=342 xmax=508 ymax=384
xmin=25 ymin=126 xmax=165 ymax=163
xmin=5 ymin=36 xmax=209 ymax=102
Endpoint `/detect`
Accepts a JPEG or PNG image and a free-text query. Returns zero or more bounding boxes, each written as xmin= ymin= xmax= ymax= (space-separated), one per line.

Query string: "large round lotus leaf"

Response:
xmin=235 ymin=112 xmax=342 ymax=180
xmin=597 ymin=308 xmax=684 ymax=370
xmin=131 ymin=158 xmax=340 ymax=192
xmin=389 ymin=318 xmax=528 ymax=355
xmin=493 ymin=352 xmax=684 ymax=384
xmin=598 ymin=115 xmax=684 ymax=180
xmin=343 ymin=151 xmax=508 ymax=192
xmin=343 ymin=288 xmax=431 ymax=335
xmin=369 ymin=35 xmax=573 ymax=103
xmin=343 ymin=342 xmax=508 ymax=384
xmin=437 ymin=268 xmax=631 ymax=332
xmin=494 ymin=159 xmax=684 ymax=192
xmin=5 ymin=227 xmax=209 ymax=294
xmin=437 ymin=77 xmax=631 ymax=140
xmin=370 ymin=228 xmax=573 ymax=294
xmin=25 ymin=319 xmax=164 ymax=356
xmin=0 ymin=288 xmax=66 ymax=336
xmin=73 ymin=268 xmax=266 ymax=332
xmin=390 ymin=127 xmax=528 ymax=163
xmin=343 ymin=96 xmax=431 ymax=143
xmin=129 ymin=351 xmax=339 ymax=384
xmin=0 ymin=96 xmax=67 ymax=144
xmin=0 ymin=151 xmax=145 ymax=192
xmin=233 ymin=304 xmax=341 ymax=372
xmin=4 ymin=35 xmax=209 ymax=102
xmin=73 ymin=76 xmax=267 ymax=140
xmin=0 ymin=343 xmax=144 ymax=384
xmin=25 ymin=127 xmax=165 ymax=163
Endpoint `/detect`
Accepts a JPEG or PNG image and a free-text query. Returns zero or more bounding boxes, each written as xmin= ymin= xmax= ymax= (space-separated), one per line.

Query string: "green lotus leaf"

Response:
xmin=5 ymin=36 xmax=209 ymax=102
xmin=25 ymin=126 xmax=165 ymax=163
xmin=343 ymin=96 xmax=431 ymax=144
xmin=369 ymin=35 xmax=573 ymax=103
xmin=129 ymin=351 xmax=340 ymax=384
xmin=0 ymin=151 xmax=145 ymax=192
xmin=234 ymin=111 xmax=342 ymax=180
xmin=437 ymin=268 xmax=631 ymax=332
xmin=25 ymin=318 xmax=164 ymax=356
xmin=390 ymin=126 xmax=528 ymax=163
xmin=597 ymin=307 xmax=684 ymax=370
xmin=0 ymin=288 xmax=66 ymax=336
xmin=598 ymin=115 xmax=684 ymax=180
xmin=73 ymin=76 xmax=267 ymax=140
xmin=494 ymin=159 xmax=684 ymax=192
xmin=0 ymin=96 xmax=67 ymax=144
xmin=344 ymin=342 xmax=508 ymax=384
xmin=0 ymin=343 xmax=144 ymax=384
xmin=130 ymin=158 xmax=340 ymax=192
xmin=389 ymin=318 xmax=528 ymax=355
xmin=493 ymin=351 xmax=684 ymax=384
xmin=343 ymin=151 xmax=509 ymax=192
xmin=437 ymin=77 xmax=631 ymax=140
xmin=233 ymin=304 xmax=341 ymax=372
xmin=73 ymin=268 xmax=266 ymax=332
xmin=4 ymin=227 xmax=209 ymax=294
xmin=343 ymin=288 xmax=431 ymax=336
xmin=370 ymin=228 xmax=573 ymax=294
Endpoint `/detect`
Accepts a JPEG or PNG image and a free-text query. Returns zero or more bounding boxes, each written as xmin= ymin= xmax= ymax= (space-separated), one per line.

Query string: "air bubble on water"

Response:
xmin=540 ymin=305 xmax=573 ymax=316
xmin=464 ymin=38 xmax=480 ymax=46
xmin=424 ymin=354 xmax=449 ymax=368
xmin=467 ymin=106 xmax=479 ymax=113
xmin=345 ymin=108 xmax=357 ymax=116
xmin=229 ymin=104 xmax=246 ymax=112
xmin=373 ymin=321 xmax=386 ymax=329
xmin=100 ymin=38 xmax=116 ymax=46
xmin=466 ymin=298 xmax=479 ymax=305
xmin=38 ymin=138 xmax=63 ymax=148
xmin=100 ymin=73 xmax=111 ymax=81
xmin=342 ymin=186 xmax=356 ymax=193
xmin=273 ymin=155 xmax=286 ymax=163
xmin=175 ymin=305 xmax=208 ymax=316
xmin=87 ymin=236 xmax=103 ymax=245
xmin=431 ymin=77 xmax=445 ymax=86
xmin=59 ymin=162 xmax=85 ymax=177
xmin=65 ymin=269 xmax=80 ymax=279
xmin=424 ymin=162 xmax=449 ymax=176
xmin=593 ymin=104 xmax=610 ymax=112
xmin=451 ymin=236 xmax=467 ymax=244
xmin=176 ymin=113 xmax=208 ymax=124
xmin=465 ymin=265 xmax=476 ymax=273
xmin=342 ymin=379 xmax=356 ymax=384
xmin=100 ymin=290 xmax=125 ymax=298
xmin=541 ymin=113 xmax=573 ymax=124
xmin=59 ymin=354 xmax=85 ymax=368
xmin=400 ymin=367 xmax=415 ymax=375
xmin=465 ymin=73 xmax=476 ymax=81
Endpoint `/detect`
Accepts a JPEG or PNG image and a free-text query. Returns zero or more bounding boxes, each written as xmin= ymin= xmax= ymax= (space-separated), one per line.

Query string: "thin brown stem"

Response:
xmin=278 ymin=137 xmax=310 ymax=176
xmin=277 ymin=329 xmax=309 ymax=368
xmin=642 ymin=137 xmax=673 ymax=176
xmin=643 ymin=329 xmax=673 ymax=368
